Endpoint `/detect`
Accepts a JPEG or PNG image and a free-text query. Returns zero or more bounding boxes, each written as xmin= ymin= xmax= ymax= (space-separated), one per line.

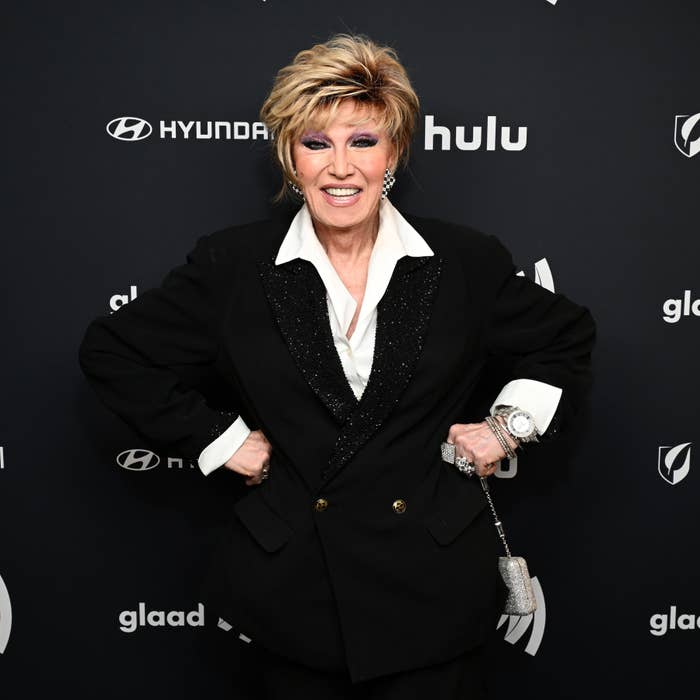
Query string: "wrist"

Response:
xmin=493 ymin=405 xmax=540 ymax=444
xmin=484 ymin=415 xmax=517 ymax=460
xmin=494 ymin=415 xmax=520 ymax=450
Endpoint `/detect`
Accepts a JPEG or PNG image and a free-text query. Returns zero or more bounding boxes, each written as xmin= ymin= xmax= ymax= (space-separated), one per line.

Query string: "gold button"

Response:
xmin=392 ymin=499 xmax=407 ymax=514
xmin=314 ymin=498 xmax=329 ymax=512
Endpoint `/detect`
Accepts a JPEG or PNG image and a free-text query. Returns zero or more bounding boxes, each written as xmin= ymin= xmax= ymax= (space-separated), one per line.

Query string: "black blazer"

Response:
xmin=78 ymin=208 xmax=595 ymax=683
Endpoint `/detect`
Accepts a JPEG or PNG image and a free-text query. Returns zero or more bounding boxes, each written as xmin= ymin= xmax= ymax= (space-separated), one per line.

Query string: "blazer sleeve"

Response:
xmin=480 ymin=234 xmax=596 ymax=437
xmin=78 ymin=234 xmax=240 ymax=460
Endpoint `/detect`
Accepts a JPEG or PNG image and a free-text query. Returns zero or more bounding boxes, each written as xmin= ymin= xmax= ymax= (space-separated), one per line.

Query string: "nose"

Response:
xmin=328 ymin=147 xmax=353 ymax=178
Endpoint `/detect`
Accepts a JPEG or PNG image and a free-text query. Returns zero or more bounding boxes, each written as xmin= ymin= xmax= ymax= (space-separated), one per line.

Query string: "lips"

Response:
xmin=320 ymin=185 xmax=363 ymax=207
xmin=322 ymin=186 xmax=361 ymax=197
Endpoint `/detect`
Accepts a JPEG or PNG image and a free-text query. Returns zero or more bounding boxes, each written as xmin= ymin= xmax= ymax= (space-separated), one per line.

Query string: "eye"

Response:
xmin=301 ymin=139 xmax=328 ymax=150
xmin=352 ymin=137 xmax=378 ymax=148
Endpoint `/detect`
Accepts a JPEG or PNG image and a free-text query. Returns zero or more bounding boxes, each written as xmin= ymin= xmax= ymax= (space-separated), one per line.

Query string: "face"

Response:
xmin=291 ymin=100 xmax=396 ymax=235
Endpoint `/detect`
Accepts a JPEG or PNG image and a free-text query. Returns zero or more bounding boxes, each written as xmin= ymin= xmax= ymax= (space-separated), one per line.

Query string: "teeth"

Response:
xmin=324 ymin=187 xmax=360 ymax=196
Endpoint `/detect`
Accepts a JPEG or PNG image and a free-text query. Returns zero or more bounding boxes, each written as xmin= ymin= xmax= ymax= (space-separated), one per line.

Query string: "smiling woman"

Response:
xmin=259 ymin=34 xmax=419 ymax=205
xmin=78 ymin=32 xmax=595 ymax=700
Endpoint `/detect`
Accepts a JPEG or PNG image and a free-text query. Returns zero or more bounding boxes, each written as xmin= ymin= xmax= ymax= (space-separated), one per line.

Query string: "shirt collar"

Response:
xmin=274 ymin=198 xmax=434 ymax=337
xmin=274 ymin=198 xmax=433 ymax=265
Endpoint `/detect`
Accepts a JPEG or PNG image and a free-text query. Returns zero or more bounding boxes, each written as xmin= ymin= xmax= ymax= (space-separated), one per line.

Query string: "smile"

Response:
xmin=320 ymin=187 xmax=363 ymax=207
xmin=322 ymin=187 xmax=361 ymax=197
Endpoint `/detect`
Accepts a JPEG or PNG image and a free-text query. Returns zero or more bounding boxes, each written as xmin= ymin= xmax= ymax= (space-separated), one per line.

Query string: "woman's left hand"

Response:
xmin=445 ymin=419 xmax=519 ymax=477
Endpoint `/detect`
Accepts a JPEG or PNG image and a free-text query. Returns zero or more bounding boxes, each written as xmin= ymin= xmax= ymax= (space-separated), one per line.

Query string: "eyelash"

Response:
xmin=301 ymin=137 xmax=378 ymax=150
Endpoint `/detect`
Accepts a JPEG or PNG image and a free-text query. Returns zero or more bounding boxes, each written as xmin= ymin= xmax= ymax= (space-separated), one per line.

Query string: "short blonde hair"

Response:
xmin=259 ymin=33 xmax=420 ymax=202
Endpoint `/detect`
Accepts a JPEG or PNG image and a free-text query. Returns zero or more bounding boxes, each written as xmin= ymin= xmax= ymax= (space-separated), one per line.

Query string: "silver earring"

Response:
xmin=289 ymin=168 xmax=304 ymax=200
xmin=381 ymin=168 xmax=396 ymax=199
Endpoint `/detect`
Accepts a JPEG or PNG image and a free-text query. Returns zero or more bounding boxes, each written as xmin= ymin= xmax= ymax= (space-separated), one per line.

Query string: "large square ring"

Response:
xmin=440 ymin=442 xmax=456 ymax=464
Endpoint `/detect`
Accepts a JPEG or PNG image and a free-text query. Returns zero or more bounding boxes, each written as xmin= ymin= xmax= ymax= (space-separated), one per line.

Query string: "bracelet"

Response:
xmin=485 ymin=415 xmax=517 ymax=460
xmin=492 ymin=415 xmax=521 ymax=455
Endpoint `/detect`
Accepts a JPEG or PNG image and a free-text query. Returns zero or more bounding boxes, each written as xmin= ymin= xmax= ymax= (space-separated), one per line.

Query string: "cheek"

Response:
xmin=295 ymin=155 xmax=326 ymax=181
xmin=364 ymin=150 xmax=392 ymax=182
xmin=367 ymin=162 xmax=389 ymax=185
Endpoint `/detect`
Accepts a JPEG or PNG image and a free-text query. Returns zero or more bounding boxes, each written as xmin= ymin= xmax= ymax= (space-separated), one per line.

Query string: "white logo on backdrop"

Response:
xmin=106 ymin=117 xmax=269 ymax=141
xmin=217 ymin=616 xmax=253 ymax=642
xmin=517 ymin=258 xmax=555 ymax=293
xmin=115 ymin=450 xmax=197 ymax=471
xmin=110 ymin=285 xmax=138 ymax=312
xmin=160 ymin=120 xmax=269 ymax=140
xmin=546 ymin=0 xmax=558 ymax=5
xmin=118 ymin=603 xmax=204 ymax=632
xmin=650 ymin=606 xmax=700 ymax=636
xmin=497 ymin=576 xmax=546 ymax=655
xmin=658 ymin=443 xmax=692 ymax=485
xmin=662 ymin=291 xmax=700 ymax=323
xmin=106 ymin=117 xmax=153 ymax=141
xmin=424 ymin=115 xmax=527 ymax=152
xmin=0 ymin=573 xmax=12 ymax=654
xmin=0 ymin=446 xmax=4 ymax=469
xmin=674 ymin=112 xmax=700 ymax=158
xmin=116 ymin=449 xmax=160 ymax=471
xmin=495 ymin=455 xmax=518 ymax=479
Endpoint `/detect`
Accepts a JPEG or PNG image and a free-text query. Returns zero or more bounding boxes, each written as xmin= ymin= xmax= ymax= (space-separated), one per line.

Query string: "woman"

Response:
xmin=79 ymin=34 xmax=595 ymax=698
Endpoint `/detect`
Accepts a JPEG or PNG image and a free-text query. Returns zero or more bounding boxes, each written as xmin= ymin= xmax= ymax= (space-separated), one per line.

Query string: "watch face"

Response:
xmin=509 ymin=411 xmax=535 ymax=438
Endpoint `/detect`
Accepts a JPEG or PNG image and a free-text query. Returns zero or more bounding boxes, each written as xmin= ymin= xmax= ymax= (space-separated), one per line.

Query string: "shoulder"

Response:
xmin=193 ymin=206 xmax=297 ymax=266
xmin=401 ymin=211 xmax=511 ymax=264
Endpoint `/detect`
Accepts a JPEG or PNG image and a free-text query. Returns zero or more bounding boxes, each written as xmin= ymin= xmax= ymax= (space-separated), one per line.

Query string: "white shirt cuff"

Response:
xmin=489 ymin=379 xmax=562 ymax=434
xmin=198 ymin=415 xmax=251 ymax=476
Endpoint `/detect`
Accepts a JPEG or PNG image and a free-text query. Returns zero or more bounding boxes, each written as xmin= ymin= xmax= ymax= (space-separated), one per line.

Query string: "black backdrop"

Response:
xmin=2 ymin=1 xmax=699 ymax=697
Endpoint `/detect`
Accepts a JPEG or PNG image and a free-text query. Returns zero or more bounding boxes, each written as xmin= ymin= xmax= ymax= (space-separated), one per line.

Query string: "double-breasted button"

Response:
xmin=314 ymin=497 xmax=329 ymax=512
xmin=392 ymin=499 xmax=407 ymax=514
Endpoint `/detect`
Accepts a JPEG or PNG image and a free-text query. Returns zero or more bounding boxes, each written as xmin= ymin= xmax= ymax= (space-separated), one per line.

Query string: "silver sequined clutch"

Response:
xmin=498 ymin=555 xmax=537 ymax=616
xmin=439 ymin=442 xmax=537 ymax=617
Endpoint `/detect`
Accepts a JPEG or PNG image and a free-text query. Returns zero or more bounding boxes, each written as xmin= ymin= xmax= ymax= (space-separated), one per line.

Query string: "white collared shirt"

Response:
xmin=198 ymin=199 xmax=561 ymax=475
xmin=274 ymin=197 xmax=434 ymax=401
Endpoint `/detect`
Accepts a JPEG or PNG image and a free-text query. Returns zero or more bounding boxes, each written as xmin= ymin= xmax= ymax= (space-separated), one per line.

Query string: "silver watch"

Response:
xmin=494 ymin=405 xmax=540 ymax=443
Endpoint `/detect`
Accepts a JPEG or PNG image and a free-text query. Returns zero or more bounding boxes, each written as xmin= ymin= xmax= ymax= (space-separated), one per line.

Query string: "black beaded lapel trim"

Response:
xmin=320 ymin=254 xmax=443 ymax=485
xmin=257 ymin=257 xmax=359 ymax=426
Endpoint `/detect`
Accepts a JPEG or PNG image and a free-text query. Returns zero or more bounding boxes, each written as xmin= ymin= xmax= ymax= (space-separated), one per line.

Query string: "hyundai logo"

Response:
xmin=116 ymin=449 xmax=160 ymax=471
xmin=106 ymin=116 xmax=153 ymax=141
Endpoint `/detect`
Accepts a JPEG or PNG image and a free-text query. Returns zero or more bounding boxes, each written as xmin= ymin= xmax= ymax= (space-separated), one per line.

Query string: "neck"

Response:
xmin=312 ymin=210 xmax=380 ymax=265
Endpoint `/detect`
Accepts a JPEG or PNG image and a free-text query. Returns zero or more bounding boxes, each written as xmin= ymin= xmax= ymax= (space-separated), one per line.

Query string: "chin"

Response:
xmin=312 ymin=202 xmax=377 ymax=230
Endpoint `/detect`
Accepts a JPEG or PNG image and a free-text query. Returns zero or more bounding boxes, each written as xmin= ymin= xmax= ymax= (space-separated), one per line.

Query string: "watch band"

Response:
xmin=494 ymin=405 xmax=540 ymax=444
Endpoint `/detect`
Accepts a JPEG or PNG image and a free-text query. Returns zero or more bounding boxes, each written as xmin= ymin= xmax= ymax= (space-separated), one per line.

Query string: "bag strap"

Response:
xmin=480 ymin=477 xmax=512 ymax=558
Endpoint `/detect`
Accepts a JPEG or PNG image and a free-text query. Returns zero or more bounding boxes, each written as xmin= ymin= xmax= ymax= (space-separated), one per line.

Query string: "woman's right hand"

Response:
xmin=223 ymin=430 xmax=272 ymax=486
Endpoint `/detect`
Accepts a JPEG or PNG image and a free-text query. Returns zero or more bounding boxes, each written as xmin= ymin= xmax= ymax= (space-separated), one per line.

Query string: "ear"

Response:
xmin=388 ymin=145 xmax=399 ymax=173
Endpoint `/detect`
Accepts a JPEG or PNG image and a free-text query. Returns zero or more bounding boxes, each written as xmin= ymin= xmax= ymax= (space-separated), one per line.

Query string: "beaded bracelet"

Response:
xmin=485 ymin=415 xmax=517 ymax=460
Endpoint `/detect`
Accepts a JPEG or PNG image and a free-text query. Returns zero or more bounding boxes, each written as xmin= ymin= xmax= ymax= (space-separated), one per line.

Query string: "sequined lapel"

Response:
xmin=257 ymin=256 xmax=359 ymax=426
xmin=319 ymin=254 xmax=443 ymax=486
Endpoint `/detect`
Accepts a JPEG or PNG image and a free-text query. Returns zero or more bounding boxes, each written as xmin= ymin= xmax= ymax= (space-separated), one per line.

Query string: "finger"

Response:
xmin=446 ymin=424 xmax=465 ymax=443
xmin=447 ymin=423 xmax=482 ymax=443
xmin=455 ymin=447 xmax=476 ymax=465
xmin=478 ymin=462 xmax=498 ymax=477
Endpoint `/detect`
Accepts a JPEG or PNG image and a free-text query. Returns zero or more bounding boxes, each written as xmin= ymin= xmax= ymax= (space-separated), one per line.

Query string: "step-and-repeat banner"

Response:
xmin=2 ymin=1 xmax=698 ymax=697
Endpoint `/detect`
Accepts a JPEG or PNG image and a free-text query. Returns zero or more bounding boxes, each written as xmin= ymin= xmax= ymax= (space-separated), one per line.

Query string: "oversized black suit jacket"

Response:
xmin=78 ymin=206 xmax=595 ymax=682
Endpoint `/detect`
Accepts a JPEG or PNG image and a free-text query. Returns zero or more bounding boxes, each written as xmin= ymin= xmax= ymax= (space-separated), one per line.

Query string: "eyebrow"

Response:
xmin=300 ymin=130 xmax=379 ymax=140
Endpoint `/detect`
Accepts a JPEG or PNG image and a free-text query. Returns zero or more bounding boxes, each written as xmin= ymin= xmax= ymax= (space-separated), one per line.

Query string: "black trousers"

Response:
xmin=231 ymin=640 xmax=489 ymax=699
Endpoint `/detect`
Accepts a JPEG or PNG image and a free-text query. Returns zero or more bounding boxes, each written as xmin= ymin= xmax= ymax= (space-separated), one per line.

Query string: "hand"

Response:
xmin=223 ymin=430 xmax=272 ymax=486
xmin=445 ymin=418 xmax=519 ymax=477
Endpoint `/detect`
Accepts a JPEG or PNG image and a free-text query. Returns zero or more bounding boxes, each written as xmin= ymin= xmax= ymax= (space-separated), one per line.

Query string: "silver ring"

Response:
xmin=440 ymin=442 xmax=475 ymax=477
xmin=455 ymin=457 xmax=476 ymax=477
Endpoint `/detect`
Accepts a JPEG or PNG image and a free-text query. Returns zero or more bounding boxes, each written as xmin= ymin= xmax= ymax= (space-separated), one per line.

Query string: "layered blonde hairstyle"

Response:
xmin=259 ymin=34 xmax=420 ymax=202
